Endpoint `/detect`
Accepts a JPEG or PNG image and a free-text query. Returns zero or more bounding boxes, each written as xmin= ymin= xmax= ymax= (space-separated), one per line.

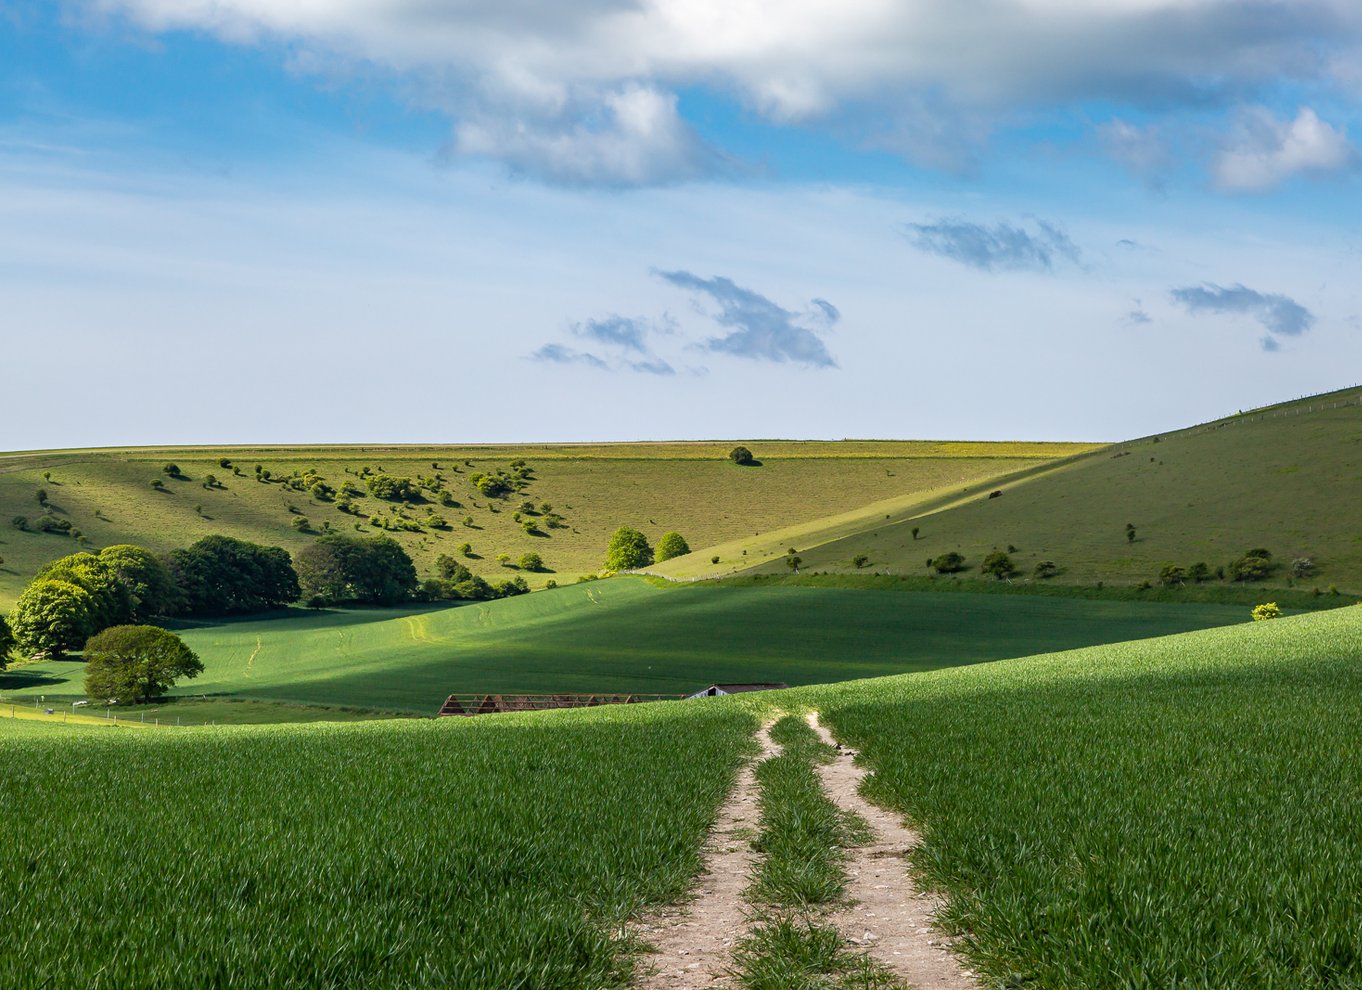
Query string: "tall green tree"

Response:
xmin=8 ymin=579 xmax=97 ymax=658
xmin=605 ymin=527 xmax=653 ymax=571
xmin=294 ymin=535 xmax=417 ymax=605
xmin=83 ymin=625 xmax=203 ymax=704
xmin=656 ymin=532 xmax=691 ymax=561
xmin=35 ymin=552 xmax=133 ymax=630
xmin=97 ymin=545 xmax=183 ymax=618
xmin=0 ymin=614 xmax=13 ymax=670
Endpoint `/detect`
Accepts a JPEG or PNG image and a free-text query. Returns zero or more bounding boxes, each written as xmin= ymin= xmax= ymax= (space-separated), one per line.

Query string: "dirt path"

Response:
xmin=807 ymin=712 xmax=981 ymax=990
xmin=632 ymin=721 xmax=778 ymax=989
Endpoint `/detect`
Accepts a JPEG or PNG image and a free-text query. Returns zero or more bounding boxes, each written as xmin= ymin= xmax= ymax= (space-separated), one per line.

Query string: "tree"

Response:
xmin=1033 ymin=560 xmax=1058 ymax=580
xmin=35 ymin=552 xmax=134 ymax=630
xmin=366 ymin=475 xmax=421 ymax=502
xmin=458 ymin=542 xmax=473 ymax=557
xmin=1229 ymin=551 xmax=1272 ymax=583
xmin=786 ymin=555 xmax=802 ymax=572
xmin=518 ymin=551 xmax=544 ymax=572
xmin=1291 ymin=557 xmax=1315 ymax=578
xmin=656 ymin=532 xmax=691 ymax=561
xmin=981 ymin=551 xmax=1015 ymax=580
xmin=162 ymin=463 xmax=181 ymax=478
xmin=0 ymin=615 xmax=13 ymax=670
xmin=853 ymin=554 xmax=870 ymax=569
xmin=167 ymin=535 xmax=300 ymax=614
xmin=728 ymin=446 xmax=755 ymax=466
xmin=1187 ymin=562 xmax=1211 ymax=584
xmin=83 ymin=625 xmax=203 ymax=704
xmin=929 ymin=552 xmax=966 ymax=574
xmin=1125 ymin=523 xmax=1136 ymax=543
xmin=7 ymin=579 xmax=97 ymax=658
xmin=604 ymin=526 xmax=653 ymax=571
xmin=1158 ymin=563 xmax=1186 ymax=587
xmin=35 ymin=488 xmax=48 ymax=507
xmin=911 ymin=527 xmax=920 ymax=540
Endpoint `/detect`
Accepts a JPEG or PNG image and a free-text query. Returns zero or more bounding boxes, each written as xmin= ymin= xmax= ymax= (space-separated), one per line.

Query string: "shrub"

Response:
xmin=656 ymin=532 xmax=691 ymax=562
xmin=291 ymin=517 xmax=311 ymax=532
xmin=930 ymin=552 xmax=966 ymax=574
xmin=425 ymin=513 xmax=448 ymax=530
xmin=911 ymin=527 xmax=920 ymax=540
xmin=162 ymin=464 xmax=181 ymax=478
xmin=1187 ymin=562 xmax=1211 ymax=584
xmin=150 ymin=479 xmax=165 ymax=490
xmin=1229 ymin=552 xmax=1272 ymax=582
xmin=728 ymin=446 xmax=755 ymax=466
xmin=786 ymin=555 xmax=802 ymax=572
xmin=604 ymin=527 xmax=653 ymax=571
xmin=366 ymin=475 xmax=421 ymax=503
xmin=1158 ymin=563 xmax=1186 ymax=587
xmin=11 ymin=515 xmax=28 ymax=531
xmin=83 ymin=625 xmax=203 ymax=704
xmin=1291 ymin=557 xmax=1316 ymax=578
xmin=1033 ymin=560 xmax=1058 ymax=580
xmin=711 ymin=556 xmax=720 ymax=565
xmin=496 ymin=553 xmax=511 ymax=567
xmin=35 ymin=489 xmax=48 ymax=506
xmin=218 ymin=458 xmax=232 ymax=468
xmin=853 ymin=554 xmax=870 ymax=569
xmin=1251 ymin=602 xmax=1282 ymax=621
xmin=544 ymin=579 xmax=557 ymax=590
xmin=458 ymin=542 xmax=473 ymax=556
xmin=518 ymin=552 xmax=544 ymax=572
xmin=981 ymin=551 xmax=1015 ymax=580
xmin=470 ymin=471 xmax=514 ymax=498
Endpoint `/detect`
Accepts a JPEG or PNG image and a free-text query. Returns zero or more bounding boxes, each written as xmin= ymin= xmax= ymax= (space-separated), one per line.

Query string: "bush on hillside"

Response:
xmin=1033 ymin=560 xmax=1058 ymax=580
xmin=656 ymin=532 xmax=691 ymax=562
xmin=366 ymin=475 xmax=421 ymax=503
xmin=1159 ymin=563 xmax=1186 ymax=587
xmin=83 ymin=625 xmax=203 ymax=704
xmin=1187 ymin=562 xmax=1211 ymax=584
xmin=518 ymin=552 xmax=544 ymax=572
xmin=1229 ymin=550 xmax=1273 ymax=583
xmin=981 ymin=551 xmax=1015 ymax=580
xmin=728 ymin=446 xmax=756 ymax=466
xmin=1292 ymin=557 xmax=1316 ymax=578
xmin=929 ymin=552 xmax=966 ymax=574
xmin=605 ymin=527 xmax=653 ymax=571
xmin=1251 ymin=602 xmax=1282 ymax=621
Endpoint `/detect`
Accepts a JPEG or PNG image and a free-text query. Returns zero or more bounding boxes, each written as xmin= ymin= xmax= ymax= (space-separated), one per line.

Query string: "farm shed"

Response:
xmin=686 ymin=682 xmax=789 ymax=699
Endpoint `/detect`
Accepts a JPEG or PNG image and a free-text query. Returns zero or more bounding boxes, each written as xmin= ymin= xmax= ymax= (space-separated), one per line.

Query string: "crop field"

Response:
xmin=0 ymin=577 xmax=1249 ymax=715
xmin=662 ymin=387 xmax=1362 ymax=592
xmin=804 ymin=605 xmax=1362 ymax=987
xmin=0 ymin=701 xmax=756 ymax=989
xmin=0 ymin=440 xmax=1089 ymax=608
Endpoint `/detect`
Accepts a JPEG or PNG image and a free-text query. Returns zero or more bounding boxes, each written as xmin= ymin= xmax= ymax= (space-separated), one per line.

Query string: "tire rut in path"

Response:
xmin=632 ymin=720 xmax=778 ymax=989
xmin=807 ymin=711 xmax=982 ymax=990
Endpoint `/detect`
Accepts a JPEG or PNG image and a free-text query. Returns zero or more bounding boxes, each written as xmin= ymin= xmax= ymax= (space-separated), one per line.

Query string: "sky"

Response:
xmin=2 ymin=1 xmax=1361 ymax=449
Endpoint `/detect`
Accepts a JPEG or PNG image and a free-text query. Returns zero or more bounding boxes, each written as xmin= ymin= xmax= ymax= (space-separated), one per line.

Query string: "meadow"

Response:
xmin=0 ymin=702 xmax=756 ymax=989
xmin=0 ymin=440 xmax=1085 ymax=608
xmin=806 ymin=605 xmax=1362 ymax=988
xmin=0 ymin=577 xmax=1251 ymax=715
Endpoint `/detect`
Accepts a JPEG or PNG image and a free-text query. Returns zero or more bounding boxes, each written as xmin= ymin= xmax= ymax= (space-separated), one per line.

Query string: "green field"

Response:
xmin=802 ymin=604 xmax=1362 ymax=987
xmin=0 ymin=702 xmax=756 ymax=988
xmin=0 ymin=577 xmax=1252 ymax=715
xmin=0 ymin=440 xmax=1086 ymax=609
xmin=657 ymin=387 xmax=1362 ymax=592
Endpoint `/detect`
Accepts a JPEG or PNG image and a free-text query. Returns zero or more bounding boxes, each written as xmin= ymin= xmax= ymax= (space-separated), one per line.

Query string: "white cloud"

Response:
xmin=83 ymin=0 xmax=1362 ymax=182
xmin=1213 ymin=107 xmax=1357 ymax=192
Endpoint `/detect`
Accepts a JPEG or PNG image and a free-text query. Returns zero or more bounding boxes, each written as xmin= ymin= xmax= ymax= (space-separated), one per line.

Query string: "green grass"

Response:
xmin=677 ymin=386 xmax=1362 ymax=593
xmin=801 ymin=606 xmax=1362 ymax=988
xmin=0 ymin=700 xmax=756 ymax=988
xmin=0 ymin=440 xmax=1085 ymax=608
xmin=732 ymin=919 xmax=902 ymax=990
xmin=0 ymin=577 xmax=1251 ymax=715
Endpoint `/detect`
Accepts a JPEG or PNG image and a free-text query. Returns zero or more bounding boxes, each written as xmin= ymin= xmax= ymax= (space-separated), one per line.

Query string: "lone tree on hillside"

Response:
xmin=728 ymin=446 xmax=756 ymax=466
xmin=518 ymin=551 xmax=544 ymax=572
xmin=605 ymin=526 xmax=653 ymax=571
xmin=83 ymin=625 xmax=203 ymax=704
xmin=1125 ymin=523 xmax=1137 ymax=544
xmin=981 ymin=551 xmax=1016 ymax=580
xmin=929 ymin=552 xmax=966 ymax=574
xmin=656 ymin=532 xmax=691 ymax=562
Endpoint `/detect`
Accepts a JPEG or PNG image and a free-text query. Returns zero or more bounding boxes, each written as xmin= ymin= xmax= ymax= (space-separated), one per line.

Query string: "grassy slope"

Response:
xmin=0 ymin=577 xmax=1248 ymax=714
xmin=0 ymin=702 xmax=756 ymax=989
xmin=803 ymin=605 xmax=1362 ymax=988
xmin=0 ymin=440 xmax=1090 ymax=609
xmin=701 ymin=387 xmax=1362 ymax=591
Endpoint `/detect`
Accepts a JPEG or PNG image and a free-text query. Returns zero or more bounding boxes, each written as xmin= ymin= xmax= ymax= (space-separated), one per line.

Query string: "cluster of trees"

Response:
xmin=294 ymin=535 xmax=418 ymax=607
xmin=602 ymin=527 xmax=690 ymax=571
xmin=421 ymin=554 xmax=529 ymax=602
xmin=1156 ymin=549 xmax=1286 ymax=587
xmin=928 ymin=552 xmax=966 ymax=574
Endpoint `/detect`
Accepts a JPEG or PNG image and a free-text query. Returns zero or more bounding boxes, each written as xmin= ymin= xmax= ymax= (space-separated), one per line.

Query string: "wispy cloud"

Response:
xmin=656 ymin=270 xmax=838 ymax=367
xmin=530 ymin=343 xmax=609 ymax=369
xmin=1123 ymin=300 xmax=1152 ymax=326
xmin=1170 ymin=282 xmax=1315 ymax=350
xmin=903 ymin=217 xmax=1081 ymax=273
xmin=573 ymin=314 xmax=654 ymax=352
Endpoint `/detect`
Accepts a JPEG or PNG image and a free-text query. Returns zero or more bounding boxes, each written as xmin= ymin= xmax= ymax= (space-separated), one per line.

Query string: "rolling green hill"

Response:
xmin=657 ymin=387 xmax=1362 ymax=592
xmin=4 ymin=591 xmax=1360 ymax=987
xmin=0 ymin=440 xmax=1088 ymax=609
xmin=0 ymin=576 xmax=1249 ymax=715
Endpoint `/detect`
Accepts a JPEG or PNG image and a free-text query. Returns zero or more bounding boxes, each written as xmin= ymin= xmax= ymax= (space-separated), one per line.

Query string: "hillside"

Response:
xmin=0 ymin=440 xmax=1090 ymax=609
xmin=0 ymin=576 xmax=1248 ymax=716
xmin=656 ymin=387 xmax=1362 ymax=592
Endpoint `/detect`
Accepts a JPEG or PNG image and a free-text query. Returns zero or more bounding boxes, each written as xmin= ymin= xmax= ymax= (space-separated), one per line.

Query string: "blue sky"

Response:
xmin=3 ymin=1 xmax=1361 ymax=448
